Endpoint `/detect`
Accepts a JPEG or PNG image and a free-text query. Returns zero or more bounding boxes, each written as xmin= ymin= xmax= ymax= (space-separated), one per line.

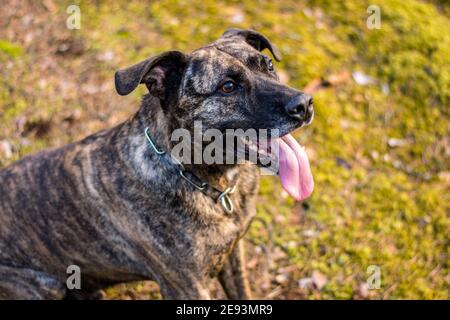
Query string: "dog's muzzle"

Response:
xmin=285 ymin=94 xmax=314 ymax=124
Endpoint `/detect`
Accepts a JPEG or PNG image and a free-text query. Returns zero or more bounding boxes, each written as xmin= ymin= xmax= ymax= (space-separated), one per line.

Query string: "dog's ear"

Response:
xmin=115 ymin=51 xmax=187 ymax=98
xmin=221 ymin=28 xmax=282 ymax=61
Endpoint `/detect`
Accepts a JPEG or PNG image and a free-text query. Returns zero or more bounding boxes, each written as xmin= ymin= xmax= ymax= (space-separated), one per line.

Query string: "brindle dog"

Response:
xmin=0 ymin=29 xmax=313 ymax=299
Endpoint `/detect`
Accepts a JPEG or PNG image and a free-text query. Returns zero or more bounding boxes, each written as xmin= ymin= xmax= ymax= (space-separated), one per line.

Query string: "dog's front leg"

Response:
xmin=218 ymin=240 xmax=252 ymax=299
xmin=158 ymin=274 xmax=211 ymax=300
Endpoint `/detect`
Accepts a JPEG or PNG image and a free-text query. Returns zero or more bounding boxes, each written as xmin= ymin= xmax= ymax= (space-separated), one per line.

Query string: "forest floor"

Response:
xmin=0 ymin=0 xmax=448 ymax=299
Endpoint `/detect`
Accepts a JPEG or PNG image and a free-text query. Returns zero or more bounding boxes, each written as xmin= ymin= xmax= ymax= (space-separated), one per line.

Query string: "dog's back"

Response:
xmin=0 ymin=127 xmax=140 ymax=289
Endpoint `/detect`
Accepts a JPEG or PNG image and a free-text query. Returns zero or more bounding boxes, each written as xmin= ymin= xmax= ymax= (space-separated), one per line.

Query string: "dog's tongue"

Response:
xmin=276 ymin=134 xmax=314 ymax=201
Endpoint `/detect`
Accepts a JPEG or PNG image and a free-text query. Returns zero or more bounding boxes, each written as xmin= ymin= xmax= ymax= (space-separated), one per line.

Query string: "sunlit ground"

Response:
xmin=0 ymin=0 xmax=448 ymax=299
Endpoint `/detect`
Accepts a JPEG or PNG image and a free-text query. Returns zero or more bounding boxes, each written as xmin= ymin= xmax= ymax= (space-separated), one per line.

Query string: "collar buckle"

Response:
xmin=218 ymin=186 xmax=236 ymax=214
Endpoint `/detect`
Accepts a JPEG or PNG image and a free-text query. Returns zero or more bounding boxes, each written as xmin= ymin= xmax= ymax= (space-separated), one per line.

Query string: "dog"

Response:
xmin=0 ymin=28 xmax=314 ymax=299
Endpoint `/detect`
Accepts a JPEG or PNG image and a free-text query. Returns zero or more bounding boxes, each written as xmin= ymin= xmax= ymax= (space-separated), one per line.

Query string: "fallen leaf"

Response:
xmin=352 ymin=71 xmax=376 ymax=85
xmin=277 ymin=69 xmax=290 ymax=84
xmin=231 ymin=12 xmax=244 ymax=23
xmin=387 ymin=138 xmax=408 ymax=148
xmin=96 ymin=50 xmax=115 ymax=62
xmin=312 ymin=270 xmax=328 ymax=290
xmin=0 ymin=140 xmax=13 ymax=159
xmin=301 ymin=229 xmax=317 ymax=238
xmin=327 ymin=71 xmax=351 ymax=86
xmin=303 ymin=71 xmax=351 ymax=94
xmin=303 ymin=78 xmax=323 ymax=94
xmin=298 ymin=277 xmax=313 ymax=289
xmin=55 ymin=38 xmax=86 ymax=56
xmin=358 ymin=283 xmax=369 ymax=299
xmin=272 ymin=246 xmax=288 ymax=261
xmin=275 ymin=273 xmax=289 ymax=285
xmin=438 ymin=171 xmax=450 ymax=183
xmin=370 ymin=150 xmax=380 ymax=160
xmin=381 ymin=83 xmax=390 ymax=95
xmin=43 ymin=0 xmax=58 ymax=13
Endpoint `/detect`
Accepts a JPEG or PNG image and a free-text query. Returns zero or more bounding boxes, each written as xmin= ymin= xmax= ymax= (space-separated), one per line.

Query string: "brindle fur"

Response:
xmin=0 ymin=29 xmax=312 ymax=299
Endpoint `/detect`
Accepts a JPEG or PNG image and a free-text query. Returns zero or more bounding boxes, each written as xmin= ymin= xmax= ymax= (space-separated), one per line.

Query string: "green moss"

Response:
xmin=0 ymin=40 xmax=22 ymax=59
xmin=0 ymin=0 xmax=448 ymax=299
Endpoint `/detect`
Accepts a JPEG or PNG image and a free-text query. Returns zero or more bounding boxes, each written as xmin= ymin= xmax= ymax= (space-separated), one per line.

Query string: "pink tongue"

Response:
xmin=276 ymin=134 xmax=314 ymax=201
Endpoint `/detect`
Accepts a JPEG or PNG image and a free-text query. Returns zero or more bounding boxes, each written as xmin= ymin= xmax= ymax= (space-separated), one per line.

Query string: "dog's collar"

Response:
xmin=144 ymin=127 xmax=237 ymax=214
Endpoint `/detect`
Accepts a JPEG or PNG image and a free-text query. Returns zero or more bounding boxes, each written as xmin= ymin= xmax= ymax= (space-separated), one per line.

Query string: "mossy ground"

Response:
xmin=0 ymin=0 xmax=448 ymax=299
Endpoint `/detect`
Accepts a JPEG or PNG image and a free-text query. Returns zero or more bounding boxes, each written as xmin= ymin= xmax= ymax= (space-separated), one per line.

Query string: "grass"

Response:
xmin=0 ymin=0 xmax=448 ymax=299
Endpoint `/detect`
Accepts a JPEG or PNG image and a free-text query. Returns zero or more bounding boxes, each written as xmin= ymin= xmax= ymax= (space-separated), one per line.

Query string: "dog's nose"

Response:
xmin=285 ymin=94 xmax=313 ymax=121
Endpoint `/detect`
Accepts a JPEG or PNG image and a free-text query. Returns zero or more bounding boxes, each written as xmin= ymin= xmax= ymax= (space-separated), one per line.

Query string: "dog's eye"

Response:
xmin=267 ymin=59 xmax=274 ymax=72
xmin=221 ymin=81 xmax=237 ymax=94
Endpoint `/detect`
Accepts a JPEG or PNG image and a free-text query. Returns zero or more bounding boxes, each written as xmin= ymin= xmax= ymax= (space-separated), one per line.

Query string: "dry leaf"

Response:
xmin=0 ymin=140 xmax=13 ymax=159
xmin=312 ymin=270 xmax=328 ymax=290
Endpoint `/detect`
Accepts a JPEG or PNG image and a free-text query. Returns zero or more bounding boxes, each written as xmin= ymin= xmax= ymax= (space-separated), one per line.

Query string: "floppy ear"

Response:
xmin=115 ymin=51 xmax=187 ymax=98
xmin=221 ymin=28 xmax=282 ymax=61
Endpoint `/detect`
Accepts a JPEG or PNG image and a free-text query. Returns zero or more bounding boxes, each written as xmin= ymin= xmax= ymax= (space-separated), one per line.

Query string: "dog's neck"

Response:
xmin=121 ymin=95 xmax=242 ymax=191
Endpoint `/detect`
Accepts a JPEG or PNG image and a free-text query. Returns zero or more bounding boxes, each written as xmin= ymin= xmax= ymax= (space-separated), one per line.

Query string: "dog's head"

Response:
xmin=115 ymin=29 xmax=314 ymax=200
xmin=115 ymin=28 xmax=313 ymax=135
